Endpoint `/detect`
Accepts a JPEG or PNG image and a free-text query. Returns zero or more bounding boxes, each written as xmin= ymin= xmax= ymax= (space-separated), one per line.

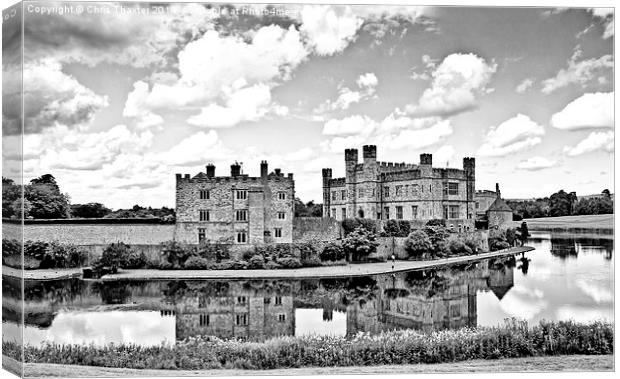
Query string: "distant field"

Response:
xmin=512 ymin=214 xmax=613 ymax=231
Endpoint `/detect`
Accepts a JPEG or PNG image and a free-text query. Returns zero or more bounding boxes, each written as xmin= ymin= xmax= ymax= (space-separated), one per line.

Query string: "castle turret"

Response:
xmin=420 ymin=153 xmax=432 ymax=166
xmin=206 ymin=164 xmax=215 ymax=178
xmin=463 ymin=157 xmax=476 ymax=219
xmin=260 ymin=161 xmax=268 ymax=180
xmin=322 ymin=168 xmax=332 ymax=217
xmin=362 ymin=145 xmax=377 ymax=165
xmin=231 ymin=162 xmax=241 ymax=177
xmin=345 ymin=148 xmax=358 ymax=217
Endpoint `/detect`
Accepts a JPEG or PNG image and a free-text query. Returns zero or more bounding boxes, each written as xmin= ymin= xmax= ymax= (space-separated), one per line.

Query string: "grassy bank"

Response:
xmin=4 ymin=319 xmax=612 ymax=371
xmin=13 ymin=355 xmax=614 ymax=377
xmin=513 ymin=214 xmax=613 ymax=232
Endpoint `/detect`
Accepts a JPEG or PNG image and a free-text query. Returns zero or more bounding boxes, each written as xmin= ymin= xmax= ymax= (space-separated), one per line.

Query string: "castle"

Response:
xmin=174 ymin=161 xmax=295 ymax=244
xmin=322 ymin=145 xmax=476 ymax=231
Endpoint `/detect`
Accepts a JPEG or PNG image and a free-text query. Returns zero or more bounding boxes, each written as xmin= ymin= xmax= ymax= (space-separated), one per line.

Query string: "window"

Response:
xmin=199 ymin=210 xmax=209 ymax=221
xmin=444 ymin=205 xmax=460 ymax=219
xmin=277 ymin=212 xmax=286 ymax=220
xmin=384 ymin=207 xmax=390 ymax=220
xmin=475 ymin=201 xmax=480 ymax=209
xmin=275 ymin=296 xmax=282 ymax=305
xmin=331 ymin=208 xmax=336 ymax=217
xmin=236 ymin=314 xmax=248 ymax=326
xmin=341 ymin=208 xmax=346 ymax=219
xmin=264 ymin=298 xmax=271 ymax=304
xmin=237 ymin=296 xmax=246 ymax=304
xmin=332 ymin=191 xmax=337 ymax=201
xmin=341 ymin=190 xmax=346 ymax=200
xmin=396 ymin=206 xmax=403 ymax=220
xmin=236 ymin=210 xmax=248 ymax=221
xmin=198 ymin=228 xmax=206 ymax=243
xmin=274 ymin=228 xmax=282 ymax=238
xmin=443 ymin=182 xmax=459 ymax=195
xmin=236 ymin=190 xmax=247 ymax=200
xmin=412 ymin=184 xmax=419 ymax=196
xmin=236 ymin=231 xmax=247 ymax=243
xmin=358 ymin=188 xmax=364 ymax=198
xmin=199 ymin=314 xmax=209 ymax=326
xmin=278 ymin=314 xmax=286 ymax=322
xmin=278 ymin=192 xmax=286 ymax=200
xmin=395 ymin=185 xmax=402 ymax=196
xmin=199 ymin=190 xmax=210 ymax=199
xmin=412 ymin=206 xmax=418 ymax=219
xmin=199 ymin=297 xmax=207 ymax=308
xmin=384 ymin=187 xmax=390 ymax=197
xmin=371 ymin=188 xmax=376 ymax=197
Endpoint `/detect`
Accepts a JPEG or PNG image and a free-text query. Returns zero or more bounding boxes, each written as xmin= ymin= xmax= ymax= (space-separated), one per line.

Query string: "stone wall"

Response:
xmin=292 ymin=217 xmax=342 ymax=242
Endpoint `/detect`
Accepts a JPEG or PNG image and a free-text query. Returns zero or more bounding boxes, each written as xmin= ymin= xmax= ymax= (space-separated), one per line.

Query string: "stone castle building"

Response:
xmin=322 ymin=145 xmax=476 ymax=230
xmin=486 ymin=184 xmax=513 ymax=228
xmin=175 ymin=161 xmax=295 ymax=244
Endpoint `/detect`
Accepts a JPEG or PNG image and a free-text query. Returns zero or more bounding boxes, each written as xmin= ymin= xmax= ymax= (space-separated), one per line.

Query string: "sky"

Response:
xmin=1 ymin=1 xmax=615 ymax=209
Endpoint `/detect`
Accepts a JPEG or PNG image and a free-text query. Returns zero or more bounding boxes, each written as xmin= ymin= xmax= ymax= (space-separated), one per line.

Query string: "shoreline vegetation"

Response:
xmin=2 ymin=246 xmax=533 ymax=281
xmin=6 ymin=355 xmax=614 ymax=377
xmin=2 ymin=319 xmax=613 ymax=372
xmin=512 ymin=214 xmax=613 ymax=233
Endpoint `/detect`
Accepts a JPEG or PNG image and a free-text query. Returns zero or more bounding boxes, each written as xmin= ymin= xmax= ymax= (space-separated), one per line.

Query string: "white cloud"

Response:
xmin=377 ymin=119 xmax=453 ymax=150
xmin=515 ymin=78 xmax=534 ymax=94
xmin=322 ymin=115 xmax=376 ymax=136
xmin=550 ymin=92 xmax=613 ymax=130
xmin=541 ymin=49 xmax=613 ymax=94
xmin=159 ymin=131 xmax=228 ymax=166
xmin=300 ymin=5 xmax=363 ymax=56
xmin=516 ymin=156 xmax=557 ymax=171
xmin=477 ymin=114 xmax=545 ymax=157
xmin=356 ymin=73 xmax=378 ymax=88
xmin=408 ymin=53 xmax=497 ymax=117
xmin=22 ymin=59 xmax=109 ymax=134
xmin=563 ymin=131 xmax=614 ymax=157
xmin=124 ymin=25 xmax=309 ymax=129
xmin=187 ymin=84 xmax=274 ymax=128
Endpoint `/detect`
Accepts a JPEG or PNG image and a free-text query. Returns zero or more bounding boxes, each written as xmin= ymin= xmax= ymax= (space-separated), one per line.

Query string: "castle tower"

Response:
xmin=322 ymin=168 xmax=332 ymax=217
xmin=463 ymin=157 xmax=476 ymax=220
xmin=206 ymin=164 xmax=215 ymax=178
xmin=345 ymin=148 xmax=358 ymax=218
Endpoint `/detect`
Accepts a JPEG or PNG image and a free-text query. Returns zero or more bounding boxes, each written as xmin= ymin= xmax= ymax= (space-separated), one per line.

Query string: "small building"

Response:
xmin=487 ymin=184 xmax=513 ymax=229
xmin=175 ymin=161 xmax=295 ymax=244
xmin=474 ymin=190 xmax=497 ymax=219
xmin=322 ymin=145 xmax=475 ymax=230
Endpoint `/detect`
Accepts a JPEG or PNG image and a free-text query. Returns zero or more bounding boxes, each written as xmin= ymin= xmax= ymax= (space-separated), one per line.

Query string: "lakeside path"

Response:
xmin=100 ymin=246 xmax=534 ymax=281
xmin=1 ymin=247 xmax=534 ymax=282
xmin=6 ymin=355 xmax=613 ymax=377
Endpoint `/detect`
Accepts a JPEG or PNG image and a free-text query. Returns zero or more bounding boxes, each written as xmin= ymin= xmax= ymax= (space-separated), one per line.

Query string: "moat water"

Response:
xmin=2 ymin=232 xmax=613 ymax=347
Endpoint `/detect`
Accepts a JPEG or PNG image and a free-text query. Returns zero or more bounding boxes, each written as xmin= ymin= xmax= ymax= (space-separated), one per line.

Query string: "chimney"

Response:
xmin=231 ymin=162 xmax=241 ymax=177
xmin=496 ymin=183 xmax=501 ymax=198
xmin=274 ymin=168 xmax=281 ymax=176
xmin=206 ymin=164 xmax=215 ymax=178
xmin=260 ymin=160 xmax=268 ymax=179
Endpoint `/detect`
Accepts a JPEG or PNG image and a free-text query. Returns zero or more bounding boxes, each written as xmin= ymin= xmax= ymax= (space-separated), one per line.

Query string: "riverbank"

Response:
xmin=1 ymin=247 xmax=533 ymax=281
xmin=6 ymin=354 xmax=612 ymax=377
xmin=512 ymin=214 xmax=613 ymax=234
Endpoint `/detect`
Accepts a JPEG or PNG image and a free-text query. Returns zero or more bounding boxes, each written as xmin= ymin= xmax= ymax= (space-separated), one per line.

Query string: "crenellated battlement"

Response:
xmin=328 ymin=177 xmax=346 ymax=187
xmin=381 ymin=169 xmax=421 ymax=181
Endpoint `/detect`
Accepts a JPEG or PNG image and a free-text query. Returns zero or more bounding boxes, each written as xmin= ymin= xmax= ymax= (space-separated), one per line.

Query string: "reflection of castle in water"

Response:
xmin=3 ymin=257 xmax=515 ymax=343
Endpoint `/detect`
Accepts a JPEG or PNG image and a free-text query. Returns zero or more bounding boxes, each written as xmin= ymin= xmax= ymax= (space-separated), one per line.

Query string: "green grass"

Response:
xmin=4 ymin=319 xmax=613 ymax=371
xmin=513 ymin=214 xmax=613 ymax=230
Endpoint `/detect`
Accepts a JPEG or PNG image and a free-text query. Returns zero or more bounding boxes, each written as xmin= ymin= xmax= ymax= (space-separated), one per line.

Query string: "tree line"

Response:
xmin=2 ymin=174 xmax=175 ymax=221
xmin=507 ymin=189 xmax=613 ymax=220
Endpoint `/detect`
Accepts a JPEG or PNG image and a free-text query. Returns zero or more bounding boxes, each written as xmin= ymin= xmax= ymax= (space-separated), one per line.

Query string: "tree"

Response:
xmin=71 ymin=203 xmax=111 ymax=218
xmin=602 ymin=189 xmax=611 ymax=198
xmin=404 ymin=230 xmax=432 ymax=259
xmin=2 ymin=178 xmax=20 ymax=218
xmin=30 ymin=174 xmax=60 ymax=192
xmin=25 ymin=183 xmax=70 ymax=219
xmin=549 ymin=190 xmax=573 ymax=217
xmin=342 ymin=226 xmax=378 ymax=261
xmin=423 ymin=225 xmax=450 ymax=255
xmin=294 ymin=198 xmax=323 ymax=217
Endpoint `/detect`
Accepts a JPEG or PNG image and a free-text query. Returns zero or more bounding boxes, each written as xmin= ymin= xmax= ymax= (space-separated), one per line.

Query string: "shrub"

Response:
xmin=99 ymin=242 xmax=133 ymax=269
xmin=275 ymin=257 xmax=302 ymax=268
xmin=426 ymin=219 xmax=446 ymax=227
xmin=184 ymin=256 xmax=210 ymax=270
xmin=342 ymin=218 xmax=377 ymax=235
xmin=248 ymin=255 xmax=266 ymax=269
xmin=197 ymin=241 xmax=231 ymax=262
xmin=489 ymin=228 xmax=513 ymax=252
xmin=296 ymin=242 xmax=321 ymax=267
xmin=265 ymin=261 xmax=282 ymax=270
xmin=343 ymin=227 xmax=378 ymax=261
xmin=461 ymin=233 xmax=483 ymax=254
xmin=228 ymin=260 xmax=249 ymax=270
xmin=404 ymin=230 xmax=432 ymax=259
xmin=160 ymin=241 xmax=193 ymax=268
xmin=320 ymin=242 xmax=345 ymax=262
xmin=383 ymin=220 xmax=401 ymax=237
xmin=423 ymin=225 xmax=450 ymax=256
xmin=398 ymin=220 xmax=411 ymax=237
xmin=24 ymin=241 xmax=49 ymax=261
xmin=2 ymin=239 xmax=21 ymax=257
xmin=447 ymin=238 xmax=473 ymax=256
